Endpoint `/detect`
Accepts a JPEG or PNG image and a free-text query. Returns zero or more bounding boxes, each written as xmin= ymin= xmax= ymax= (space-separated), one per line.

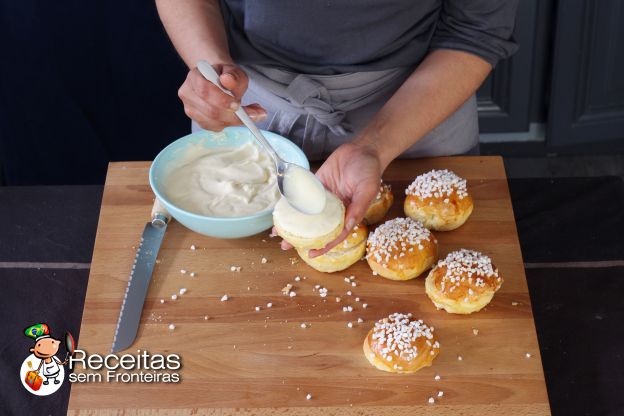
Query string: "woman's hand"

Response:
xmin=178 ymin=63 xmax=267 ymax=131
xmin=279 ymin=142 xmax=383 ymax=257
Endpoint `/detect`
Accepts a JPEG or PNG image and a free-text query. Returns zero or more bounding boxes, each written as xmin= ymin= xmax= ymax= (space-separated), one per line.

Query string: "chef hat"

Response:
xmin=24 ymin=323 xmax=51 ymax=341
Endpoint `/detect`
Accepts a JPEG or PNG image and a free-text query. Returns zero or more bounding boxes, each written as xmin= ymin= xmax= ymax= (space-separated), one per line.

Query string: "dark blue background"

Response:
xmin=0 ymin=1 xmax=189 ymax=185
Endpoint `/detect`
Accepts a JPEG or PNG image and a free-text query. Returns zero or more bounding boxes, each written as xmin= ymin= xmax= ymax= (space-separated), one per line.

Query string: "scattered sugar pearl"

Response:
xmin=190 ymin=245 xmax=196 ymax=250
xmin=261 ymin=257 xmax=268 ymax=264
xmin=255 ymin=306 xmax=261 ymax=312
xmin=349 ymin=275 xmax=356 ymax=280
xmin=355 ymin=297 xmax=360 ymax=302
xmin=204 ymin=316 xmax=209 ymax=320
xmin=472 ymin=328 xmax=479 ymax=336
xmin=230 ymin=266 xmax=236 ymax=272
xmin=347 ymin=291 xmax=352 ymax=296
xmin=168 ymin=324 xmax=175 ymax=331
xmin=306 ymin=393 xmax=312 ymax=400
xmin=294 ymin=276 xmax=301 ymax=282
xmin=220 ymin=294 xmax=229 ymax=302
xmin=180 ymin=269 xmax=187 ymax=274
xmin=428 ymin=397 xmax=435 ymax=405
xmin=266 ymin=302 xmax=273 ymax=308
xmin=171 ymin=294 xmax=177 ymax=301
xmin=352 ymin=233 xmax=357 ymax=238
xmin=179 ymin=288 xmax=187 ymax=295
xmin=189 ymin=272 xmax=196 ymax=277
xmin=344 ymin=277 xmax=350 ymax=283
xmin=351 ymin=282 xmax=357 ymax=287
xmin=526 ymin=352 xmax=532 ymax=358
xmin=357 ymin=318 xmax=364 ymax=323
xmin=347 ymin=322 xmax=353 ymax=328
xmin=434 ymin=375 xmax=441 ymax=381
xmin=335 ymin=297 xmax=341 ymax=302
xmin=362 ymin=303 xmax=368 ymax=309
xmin=160 ymin=299 xmax=165 ymax=304
xmin=300 ymin=323 xmax=308 ymax=329
xmin=315 ymin=284 xmax=321 ymax=289
xmin=457 ymin=355 xmax=463 ymax=361
xmin=437 ymin=391 xmax=444 ymax=397
xmin=512 ymin=301 xmax=519 ymax=306
xmin=289 ymin=291 xmax=297 ymax=297
xmin=372 ymin=271 xmax=378 ymax=276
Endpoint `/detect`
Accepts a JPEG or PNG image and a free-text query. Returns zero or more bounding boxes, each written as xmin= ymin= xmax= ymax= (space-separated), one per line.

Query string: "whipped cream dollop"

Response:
xmin=273 ymin=190 xmax=344 ymax=238
xmin=163 ymin=141 xmax=280 ymax=217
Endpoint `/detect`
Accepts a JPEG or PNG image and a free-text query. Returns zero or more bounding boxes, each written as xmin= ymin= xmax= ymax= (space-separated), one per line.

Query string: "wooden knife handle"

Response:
xmin=151 ymin=198 xmax=172 ymax=224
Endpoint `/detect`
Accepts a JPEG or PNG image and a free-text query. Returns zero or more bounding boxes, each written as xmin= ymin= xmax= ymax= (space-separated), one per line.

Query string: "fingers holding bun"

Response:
xmin=404 ymin=169 xmax=473 ymax=231
xmin=366 ymin=217 xmax=437 ymax=281
xmin=363 ymin=312 xmax=440 ymax=374
xmin=363 ymin=181 xmax=394 ymax=225
xmin=273 ymin=191 xmax=345 ymax=250
xmin=297 ymin=223 xmax=368 ymax=273
xmin=425 ymin=249 xmax=503 ymax=314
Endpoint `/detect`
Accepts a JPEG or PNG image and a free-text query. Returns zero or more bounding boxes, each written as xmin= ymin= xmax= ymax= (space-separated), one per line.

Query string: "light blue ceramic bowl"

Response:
xmin=149 ymin=127 xmax=309 ymax=238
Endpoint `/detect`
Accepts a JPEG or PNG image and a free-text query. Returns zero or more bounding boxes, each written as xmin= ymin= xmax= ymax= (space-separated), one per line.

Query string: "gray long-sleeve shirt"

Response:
xmin=220 ymin=0 xmax=519 ymax=75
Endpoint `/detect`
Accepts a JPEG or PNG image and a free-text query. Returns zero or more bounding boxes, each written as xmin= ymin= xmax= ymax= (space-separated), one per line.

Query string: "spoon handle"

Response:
xmin=196 ymin=60 xmax=281 ymax=163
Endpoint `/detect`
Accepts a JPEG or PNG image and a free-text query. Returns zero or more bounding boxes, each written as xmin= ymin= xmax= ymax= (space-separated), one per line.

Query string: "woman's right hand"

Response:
xmin=178 ymin=63 xmax=267 ymax=131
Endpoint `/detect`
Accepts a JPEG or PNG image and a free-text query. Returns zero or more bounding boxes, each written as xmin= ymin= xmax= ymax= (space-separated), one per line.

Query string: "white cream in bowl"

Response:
xmin=163 ymin=141 xmax=280 ymax=217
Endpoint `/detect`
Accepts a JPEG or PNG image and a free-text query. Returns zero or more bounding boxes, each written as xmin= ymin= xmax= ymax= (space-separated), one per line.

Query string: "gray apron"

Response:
xmin=193 ymin=64 xmax=479 ymax=160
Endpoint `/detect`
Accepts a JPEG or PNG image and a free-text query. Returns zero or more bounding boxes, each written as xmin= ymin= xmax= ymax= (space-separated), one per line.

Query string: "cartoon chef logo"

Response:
xmin=19 ymin=323 xmax=76 ymax=396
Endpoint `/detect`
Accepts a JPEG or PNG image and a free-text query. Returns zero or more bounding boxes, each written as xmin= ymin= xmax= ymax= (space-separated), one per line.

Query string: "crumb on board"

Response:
xmin=281 ymin=283 xmax=293 ymax=295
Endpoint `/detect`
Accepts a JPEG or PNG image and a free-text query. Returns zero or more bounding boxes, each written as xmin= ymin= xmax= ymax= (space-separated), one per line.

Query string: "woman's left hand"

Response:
xmin=279 ymin=142 xmax=383 ymax=257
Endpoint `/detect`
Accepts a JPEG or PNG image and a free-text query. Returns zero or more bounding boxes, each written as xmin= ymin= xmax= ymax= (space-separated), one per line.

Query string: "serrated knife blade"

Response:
xmin=111 ymin=199 xmax=171 ymax=353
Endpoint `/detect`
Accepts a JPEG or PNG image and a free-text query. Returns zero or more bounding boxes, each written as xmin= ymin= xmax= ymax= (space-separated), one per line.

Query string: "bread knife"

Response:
xmin=111 ymin=198 xmax=171 ymax=353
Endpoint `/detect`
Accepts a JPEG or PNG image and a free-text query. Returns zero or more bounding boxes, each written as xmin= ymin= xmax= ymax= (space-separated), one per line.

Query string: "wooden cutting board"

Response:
xmin=68 ymin=157 xmax=550 ymax=415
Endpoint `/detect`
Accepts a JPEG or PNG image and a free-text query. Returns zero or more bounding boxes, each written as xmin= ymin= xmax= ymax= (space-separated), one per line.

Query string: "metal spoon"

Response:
xmin=196 ymin=60 xmax=326 ymax=215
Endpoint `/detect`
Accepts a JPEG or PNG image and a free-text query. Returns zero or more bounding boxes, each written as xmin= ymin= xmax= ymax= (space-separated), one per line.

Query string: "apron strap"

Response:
xmin=243 ymin=65 xmax=412 ymax=160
